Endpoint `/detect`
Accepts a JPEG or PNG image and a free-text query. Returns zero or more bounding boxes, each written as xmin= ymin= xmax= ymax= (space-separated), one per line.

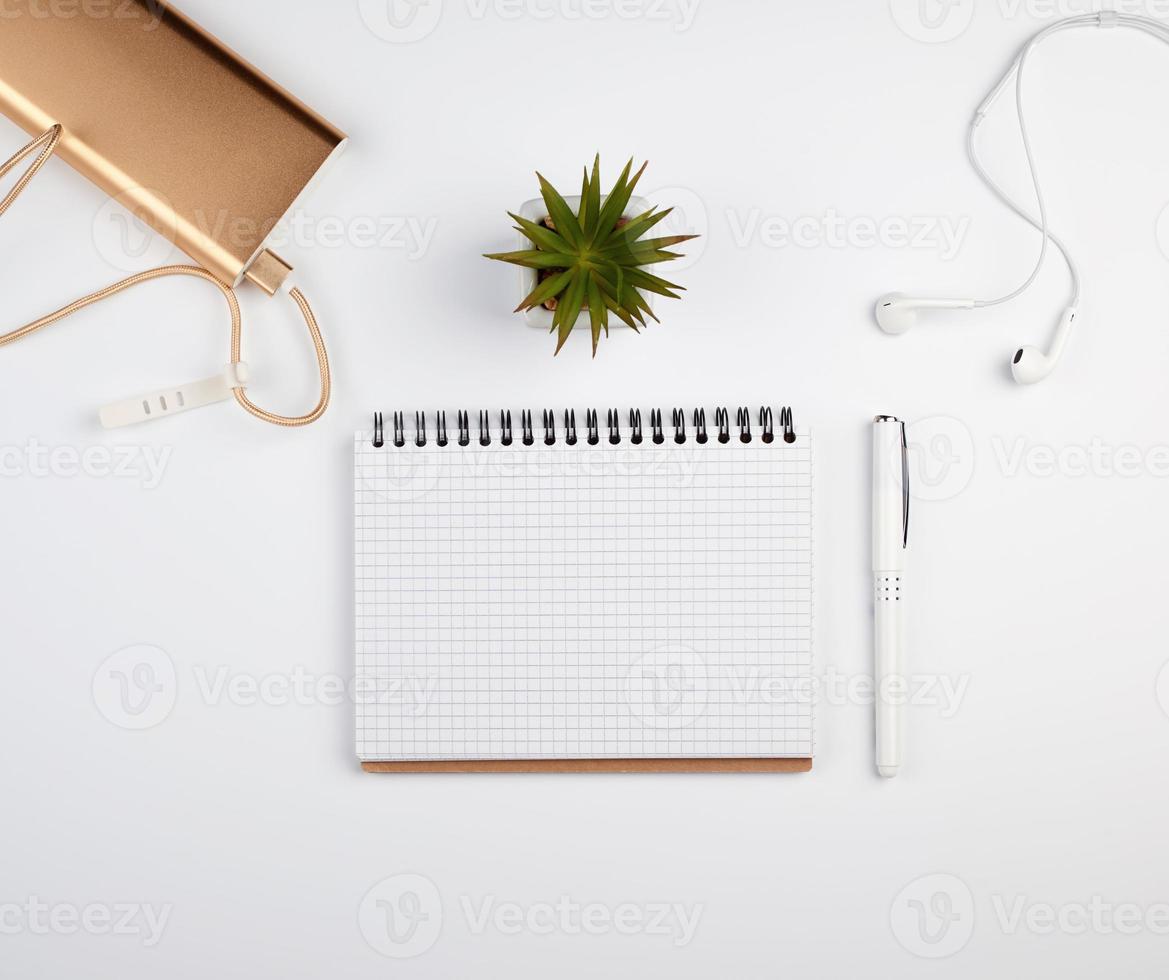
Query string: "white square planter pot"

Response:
xmin=516 ymin=195 xmax=653 ymax=332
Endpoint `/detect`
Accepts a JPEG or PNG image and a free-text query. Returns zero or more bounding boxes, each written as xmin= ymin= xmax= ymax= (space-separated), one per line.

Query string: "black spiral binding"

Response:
xmin=736 ymin=407 xmax=752 ymax=444
xmin=607 ymin=410 xmax=621 ymax=445
xmin=630 ymin=409 xmax=643 ymax=445
xmin=373 ymin=407 xmax=798 ymax=447
xmin=694 ymin=409 xmax=708 ymax=445
xmin=780 ymin=407 xmax=796 ymax=444
xmin=586 ymin=409 xmax=600 ymax=446
xmin=715 ymin=408 xmax=730 ymax=444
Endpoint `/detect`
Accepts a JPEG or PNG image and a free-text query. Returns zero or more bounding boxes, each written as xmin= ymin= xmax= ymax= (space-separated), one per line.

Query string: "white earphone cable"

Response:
xmin=969 ymin=13 xmax=1169 ymax=310
xmin=971 ymin=15 xmax=1090 ymax=308
xmin=968 ymin=111 xmax=1081 ymax=307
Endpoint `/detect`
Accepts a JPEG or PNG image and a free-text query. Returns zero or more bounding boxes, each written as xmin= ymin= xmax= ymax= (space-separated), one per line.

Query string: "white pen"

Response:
xmin=873 ymin=416 xmax=910 ymax=779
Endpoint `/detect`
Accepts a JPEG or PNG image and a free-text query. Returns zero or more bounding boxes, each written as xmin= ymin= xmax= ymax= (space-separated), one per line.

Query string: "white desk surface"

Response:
xmin=4 ymin=1 xmax=1169 ymax=976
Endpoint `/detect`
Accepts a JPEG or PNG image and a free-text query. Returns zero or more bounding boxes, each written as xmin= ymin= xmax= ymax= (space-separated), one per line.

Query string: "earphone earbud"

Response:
xmin=871 ymin=12 xmax=1169 ymax=387
xmin=1010 ymin=306 xmax=1077 ymax=385
xmin=877 ymin=296 xmax=1077 ymax=385
xmin=875 ymin=293 xmax=976 ymax=335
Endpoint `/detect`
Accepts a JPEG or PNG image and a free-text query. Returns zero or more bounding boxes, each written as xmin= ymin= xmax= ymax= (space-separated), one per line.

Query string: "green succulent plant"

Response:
xmin=485 ymin=156 xmax=698 ymax=356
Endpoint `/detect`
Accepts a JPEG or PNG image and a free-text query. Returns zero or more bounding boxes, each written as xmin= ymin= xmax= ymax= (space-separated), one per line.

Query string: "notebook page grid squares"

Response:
xmin=355 ymin=428 xmax=813 ymax=761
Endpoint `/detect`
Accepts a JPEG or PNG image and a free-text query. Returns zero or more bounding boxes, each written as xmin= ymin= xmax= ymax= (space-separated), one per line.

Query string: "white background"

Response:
xmin=3 ymin=0 xmax=1169 ymax=976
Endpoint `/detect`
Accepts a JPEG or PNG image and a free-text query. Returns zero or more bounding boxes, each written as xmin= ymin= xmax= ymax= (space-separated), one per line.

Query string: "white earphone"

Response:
xmin=877 ymin=12 xmax=1169 ymax=385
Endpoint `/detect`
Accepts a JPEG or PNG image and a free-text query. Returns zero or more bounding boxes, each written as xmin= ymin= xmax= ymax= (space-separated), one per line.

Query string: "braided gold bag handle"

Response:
xmin=0 ymin=125 xmax=331 ymax=427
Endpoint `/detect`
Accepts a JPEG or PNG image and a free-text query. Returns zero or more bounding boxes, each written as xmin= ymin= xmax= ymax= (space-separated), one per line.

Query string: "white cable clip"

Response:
xmin=1097 ymin=11 xmax=1118 ymax=28
xmin=99 ymin=363 xmax=249 ymax=429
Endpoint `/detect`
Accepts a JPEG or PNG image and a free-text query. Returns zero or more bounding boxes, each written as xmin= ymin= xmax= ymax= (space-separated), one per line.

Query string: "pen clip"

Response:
xmin=900 ymin=421 xmax=910 ymax=549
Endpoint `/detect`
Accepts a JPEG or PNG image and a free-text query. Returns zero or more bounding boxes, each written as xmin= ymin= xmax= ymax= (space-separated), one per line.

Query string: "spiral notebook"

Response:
xmin=355 ymin=407 xmax=814 ymax=773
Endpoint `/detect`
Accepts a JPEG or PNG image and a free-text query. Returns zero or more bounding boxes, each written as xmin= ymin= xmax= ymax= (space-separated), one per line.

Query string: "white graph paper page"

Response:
xmin=354 ymin=422 xmax=813 ymax=761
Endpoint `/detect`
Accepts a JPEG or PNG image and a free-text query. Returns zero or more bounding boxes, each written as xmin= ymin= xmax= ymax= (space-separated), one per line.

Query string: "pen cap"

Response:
xmin=873 ymin=418 xmax=908 ymax=572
